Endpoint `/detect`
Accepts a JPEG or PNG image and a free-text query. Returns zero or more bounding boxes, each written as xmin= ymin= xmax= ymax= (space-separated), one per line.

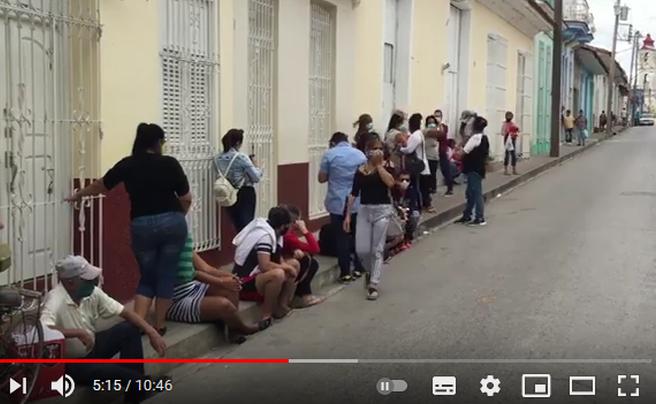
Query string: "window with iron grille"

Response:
xmin=486 ymin=34 xmax=508 ymax=158
xmin=308 ymin=2 xmax=335 ymax=218
xmin=161 ymin=0 xmax=219 ymax=251
xmin=516 ymin=52 xmax=533 ymax=149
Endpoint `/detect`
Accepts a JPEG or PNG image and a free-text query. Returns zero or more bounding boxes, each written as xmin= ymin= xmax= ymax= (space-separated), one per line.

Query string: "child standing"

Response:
xmin=500 ymin=111 xmax=520 ymax=175
xmin=563 ymin=109 xmax=575 ymax=144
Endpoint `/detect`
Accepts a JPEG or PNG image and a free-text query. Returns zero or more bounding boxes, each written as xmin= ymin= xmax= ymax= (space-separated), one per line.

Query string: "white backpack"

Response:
xmin=213 ymin=153 xmax=245 ymax=207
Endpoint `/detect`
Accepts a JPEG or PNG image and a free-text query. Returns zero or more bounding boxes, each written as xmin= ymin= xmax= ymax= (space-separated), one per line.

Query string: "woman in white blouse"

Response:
xmin=401 ymin=113 xmax=434 ymax=213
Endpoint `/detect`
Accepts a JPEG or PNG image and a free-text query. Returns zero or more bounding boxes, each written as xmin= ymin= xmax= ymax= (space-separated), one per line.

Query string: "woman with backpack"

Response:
xmin=214 ymin=129 xmax=263 ymax=232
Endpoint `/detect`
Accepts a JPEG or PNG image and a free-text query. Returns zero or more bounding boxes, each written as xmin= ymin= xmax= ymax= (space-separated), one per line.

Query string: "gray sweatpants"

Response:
xmin=355 ymin=204 xmax=393 ymax=288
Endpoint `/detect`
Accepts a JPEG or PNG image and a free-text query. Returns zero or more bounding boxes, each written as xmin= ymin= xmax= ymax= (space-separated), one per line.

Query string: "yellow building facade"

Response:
xmin=0 ymin=0 xmax=552 ymax=299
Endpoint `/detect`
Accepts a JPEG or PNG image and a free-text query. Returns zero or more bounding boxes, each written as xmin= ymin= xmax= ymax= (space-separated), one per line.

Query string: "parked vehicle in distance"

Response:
xmin=639 ymin=113 xmax=655 ymax=126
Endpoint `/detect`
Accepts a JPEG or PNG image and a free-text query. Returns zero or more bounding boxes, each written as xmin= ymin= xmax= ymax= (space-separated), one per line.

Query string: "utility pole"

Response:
xmin=606 ymin=0 xmax=625 ymax=136
xmin=550 ymin=0 xmax=562 ymax=157
xmin=628 ymin=30 xmax=639 ymax=126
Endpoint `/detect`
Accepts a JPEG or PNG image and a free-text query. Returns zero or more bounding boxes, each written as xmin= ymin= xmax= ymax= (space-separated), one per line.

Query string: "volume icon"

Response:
xmin=51 ymin=374 xmax=76 ymax=397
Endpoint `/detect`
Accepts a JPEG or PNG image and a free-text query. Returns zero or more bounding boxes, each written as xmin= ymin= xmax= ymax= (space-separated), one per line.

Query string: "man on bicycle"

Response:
xmin=41 ymin=256 xmax=167 ymax=403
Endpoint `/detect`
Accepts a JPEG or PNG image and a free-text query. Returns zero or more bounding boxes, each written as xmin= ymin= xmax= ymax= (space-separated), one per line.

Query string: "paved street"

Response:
xmin=152 ymin=127 xmax=656 ymax=403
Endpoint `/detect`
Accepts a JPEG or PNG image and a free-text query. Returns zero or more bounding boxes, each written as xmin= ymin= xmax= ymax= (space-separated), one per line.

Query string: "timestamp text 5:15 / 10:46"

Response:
xmin=92 ymin=379 xmax=173 ymax=392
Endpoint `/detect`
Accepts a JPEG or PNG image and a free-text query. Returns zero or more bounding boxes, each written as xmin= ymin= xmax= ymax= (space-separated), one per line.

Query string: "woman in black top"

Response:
xmin=343 ymin=138 xmax=395 ymax=301
xmin=66 ymin=123 xmax=191 ymax=334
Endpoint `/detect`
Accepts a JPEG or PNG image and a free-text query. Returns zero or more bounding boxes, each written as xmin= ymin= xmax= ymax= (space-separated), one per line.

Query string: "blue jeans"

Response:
xmin=463 ymin=172 xmax=484 ymax=221
xmin=577 ymin=128 xmax=586 ymax=146
xmin=330 ymin=213 xmax=364 ymax=277
xmin=131 ymin=212 xmax=188 ymax=299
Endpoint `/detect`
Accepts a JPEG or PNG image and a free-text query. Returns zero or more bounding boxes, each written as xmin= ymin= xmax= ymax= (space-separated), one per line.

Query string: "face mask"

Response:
xmin=435 ymin=116 xmax=443 ymax=123
xmin=399 ymin=180 xmax=410 ymax=191
xmin=366 ymin=150 xmax=382 ymax=159
xmin=427 ymin=123 xmax=437 ymax=129
xmin=366 ymin=123 xmax=374 ymax=132
xmin=399 ymin=124 xmax=408 ymax=132
xmin=76 ymin=280 xmax=96 ymax=300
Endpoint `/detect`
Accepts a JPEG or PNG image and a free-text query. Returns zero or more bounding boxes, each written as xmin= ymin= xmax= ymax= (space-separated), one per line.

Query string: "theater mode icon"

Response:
xmin=569 ymin=376 xmax=596 ymax=396
xmin=522 ymin=374 xmax=551 ymax=398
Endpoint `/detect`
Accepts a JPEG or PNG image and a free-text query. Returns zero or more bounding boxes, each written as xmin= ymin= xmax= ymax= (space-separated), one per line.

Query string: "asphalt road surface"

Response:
xmin=150 ymin=127 xmax=656 ymax=404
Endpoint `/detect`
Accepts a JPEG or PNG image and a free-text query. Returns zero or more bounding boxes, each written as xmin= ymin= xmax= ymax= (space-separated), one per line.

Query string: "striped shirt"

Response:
xmin=176 ymin=236 xmax=195 ymax=284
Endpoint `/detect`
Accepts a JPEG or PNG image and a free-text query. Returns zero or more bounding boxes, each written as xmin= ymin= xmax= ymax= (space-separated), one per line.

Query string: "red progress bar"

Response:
xmin=0 ymin=358 xmax=289 ymax=364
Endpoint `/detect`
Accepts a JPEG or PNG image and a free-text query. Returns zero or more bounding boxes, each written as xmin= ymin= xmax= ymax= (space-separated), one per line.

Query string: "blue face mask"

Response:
xmin=427 ymin=123 xmax=437 ymax=129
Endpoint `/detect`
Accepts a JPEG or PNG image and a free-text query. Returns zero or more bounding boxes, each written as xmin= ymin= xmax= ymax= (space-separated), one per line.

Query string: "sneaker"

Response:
xmin=468 ymin=218 xmax=487 ymax=226
xmin=454 ymin=217 xmax=471 ymax=224
xmin=366 ymin=288 xmax=379 ymax=301
xmin=444 ymin=190 xmax=454 ymax=197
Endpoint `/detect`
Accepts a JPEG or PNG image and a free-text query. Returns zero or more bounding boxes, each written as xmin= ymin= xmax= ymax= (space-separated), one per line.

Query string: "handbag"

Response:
xmin=386 ymin=211 xmax=405 ymax=239
xmin=213 ymin=153 xmax=245 ymax=207
xmin=402 ymin=153 xmax=425 ymax=176
xmin=0 ymin=243 xmax=11 ymax=273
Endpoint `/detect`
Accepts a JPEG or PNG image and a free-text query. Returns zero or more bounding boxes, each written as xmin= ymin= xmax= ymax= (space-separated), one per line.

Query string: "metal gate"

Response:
xmin=248 ymin=0 xmax=276 ymax=218
xmin=308 ymin=3 xmax=334 ymax=219
xmin=0 ymin=0 xmax=102 ymax=288
xmin=161 ymin=0 xmax=219 ymax=251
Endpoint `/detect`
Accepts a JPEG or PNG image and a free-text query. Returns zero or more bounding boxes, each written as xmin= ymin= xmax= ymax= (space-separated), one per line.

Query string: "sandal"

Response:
xmin=258 ymin=317 xmax=273 ymax=331
xmin=224 ymin=329 xmax=247 ymax=345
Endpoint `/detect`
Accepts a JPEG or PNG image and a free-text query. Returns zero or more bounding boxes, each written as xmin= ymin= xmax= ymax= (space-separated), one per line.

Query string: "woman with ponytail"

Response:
xmin=66 ymin=123 xmax=191 ymax=335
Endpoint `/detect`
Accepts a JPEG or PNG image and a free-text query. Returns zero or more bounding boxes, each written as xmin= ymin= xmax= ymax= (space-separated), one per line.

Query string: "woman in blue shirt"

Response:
xmin=214 ymin=129 xmax=263 ymax=232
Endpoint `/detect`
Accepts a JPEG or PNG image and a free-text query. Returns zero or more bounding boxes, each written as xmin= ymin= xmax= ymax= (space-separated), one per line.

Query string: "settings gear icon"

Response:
xmin=480 ymin=375 xmax=501 ymax=397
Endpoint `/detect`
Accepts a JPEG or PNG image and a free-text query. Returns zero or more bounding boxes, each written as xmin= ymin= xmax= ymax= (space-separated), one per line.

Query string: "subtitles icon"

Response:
xmin=569 ymin=376 xmax=596 ymax=396
xmin=432 ymin=376 xmax=456 ymax=396
xmin=522 ymin=374 xmax=551 ymax=398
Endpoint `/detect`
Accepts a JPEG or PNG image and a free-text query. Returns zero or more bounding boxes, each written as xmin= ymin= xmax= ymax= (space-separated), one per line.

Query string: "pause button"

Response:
xmin=376 ymin=378 xmax=408 ymax=395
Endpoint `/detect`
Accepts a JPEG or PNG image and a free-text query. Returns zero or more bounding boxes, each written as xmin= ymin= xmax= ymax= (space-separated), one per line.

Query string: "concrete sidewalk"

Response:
xmin=128 ymin=133 xmax=618 ymax=378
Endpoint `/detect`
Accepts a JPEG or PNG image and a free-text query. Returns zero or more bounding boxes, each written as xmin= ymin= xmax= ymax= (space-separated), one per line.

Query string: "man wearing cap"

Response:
xmin=41 ymin=255 xmax=167 ymax=403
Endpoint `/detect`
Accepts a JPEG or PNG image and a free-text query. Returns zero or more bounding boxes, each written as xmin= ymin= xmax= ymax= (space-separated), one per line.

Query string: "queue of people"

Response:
xmin=44 ymin=108 xmax=512 ymax=401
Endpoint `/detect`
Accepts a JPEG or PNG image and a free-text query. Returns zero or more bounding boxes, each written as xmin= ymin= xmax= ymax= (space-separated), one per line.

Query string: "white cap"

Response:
xmin=55 ymin=255 xmax=102 ymax=280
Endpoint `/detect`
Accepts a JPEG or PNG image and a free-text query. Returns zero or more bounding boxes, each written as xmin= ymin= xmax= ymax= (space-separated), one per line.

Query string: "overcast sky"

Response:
xmin=589 ymin=0 xmax=656 ymax=76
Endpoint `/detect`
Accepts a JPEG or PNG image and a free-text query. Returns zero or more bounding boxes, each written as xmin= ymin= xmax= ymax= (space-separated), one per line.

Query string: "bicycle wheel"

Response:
xmin=0 ymin=311 xmax=43 ymax=404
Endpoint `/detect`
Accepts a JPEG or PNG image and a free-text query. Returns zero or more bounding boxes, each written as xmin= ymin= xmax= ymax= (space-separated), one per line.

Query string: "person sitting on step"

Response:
xmin=41 ymin=256 xmax=167 ymax=404
xmin=167 ymin=235 xmax=267 ymax=344
xmin=281 ymin=205 xmax=326 ymax=309
xmin=232 ymin=207 xmax=300 ymax=326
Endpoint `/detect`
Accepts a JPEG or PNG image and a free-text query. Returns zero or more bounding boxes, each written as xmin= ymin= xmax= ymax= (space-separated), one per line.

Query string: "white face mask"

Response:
xmin=427 ymin=123 xmax=437 ymax=129
xmin=366 ymin=122 xmax=374 ymax=131
xmin=435 ymin=116 xmax=443 ymax=123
